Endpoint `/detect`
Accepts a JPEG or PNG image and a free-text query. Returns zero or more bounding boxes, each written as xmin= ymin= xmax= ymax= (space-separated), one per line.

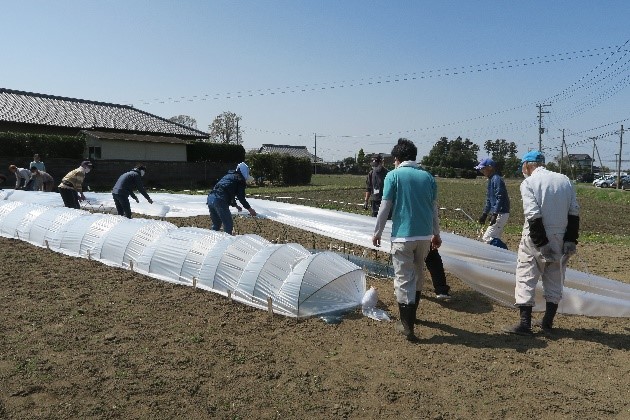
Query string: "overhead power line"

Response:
xmin=132 ymin=45 xmax=621 ymax=105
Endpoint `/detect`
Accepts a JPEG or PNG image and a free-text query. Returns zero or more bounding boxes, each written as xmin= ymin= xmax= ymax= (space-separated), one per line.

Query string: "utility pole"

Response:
xmin=537 ymin=104 xmax=551 ymax=151
xmin=560 ymin=128 xmax=571 ymax=173
xmin=590 ymin=137 xmax=597 ymax=177
xmin=313 ymin=133 xmax=326 ymax=174
xmin=617 ymin=125 xmax=624 ymax=189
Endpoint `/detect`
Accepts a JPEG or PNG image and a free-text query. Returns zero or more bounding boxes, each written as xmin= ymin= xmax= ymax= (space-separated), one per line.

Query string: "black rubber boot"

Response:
xmin=411 ymin=291 xmax=421 ymax=323
xmin=395 ymin=303 xmax=416 ymax=341
xmin=503 ymin=305 xmax=533 ymax=336
xmin=536 ymin=302 xmax=559 ymax=336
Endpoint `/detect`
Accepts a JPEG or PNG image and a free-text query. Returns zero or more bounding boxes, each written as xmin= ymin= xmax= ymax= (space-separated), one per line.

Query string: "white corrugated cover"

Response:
xmin=0 ymin=200 xmax=365 ymax=318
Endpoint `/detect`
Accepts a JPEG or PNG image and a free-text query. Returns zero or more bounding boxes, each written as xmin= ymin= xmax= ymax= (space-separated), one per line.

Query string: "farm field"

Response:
xmin=1 ymin=175 xmax=629 ymax=419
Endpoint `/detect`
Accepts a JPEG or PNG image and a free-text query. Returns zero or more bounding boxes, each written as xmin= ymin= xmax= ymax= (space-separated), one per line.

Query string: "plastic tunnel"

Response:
xmin=0 ymin=201 xmax=366 ymax=318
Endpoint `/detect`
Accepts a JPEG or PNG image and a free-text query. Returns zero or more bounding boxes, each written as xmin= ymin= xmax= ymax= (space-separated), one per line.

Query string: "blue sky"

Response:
xmin=2 ymin=0 xmax=630 ymax=166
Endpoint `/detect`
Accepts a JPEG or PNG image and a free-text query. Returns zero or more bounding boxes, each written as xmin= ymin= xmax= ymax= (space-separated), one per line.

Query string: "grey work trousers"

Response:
xmin=515 ymin=234 xmax=566 ymax=305
xmin=391 ymin=240 xmax=431 ymax=304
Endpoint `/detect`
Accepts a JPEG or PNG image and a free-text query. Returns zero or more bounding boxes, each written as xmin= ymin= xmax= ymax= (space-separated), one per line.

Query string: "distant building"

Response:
xmin=566 ymin=153 xmax=593 ymax=169
xmin=257 ymin=144 xmax=321 ymax=162
xmin=0 ymin=88 xmax=208 ymax=162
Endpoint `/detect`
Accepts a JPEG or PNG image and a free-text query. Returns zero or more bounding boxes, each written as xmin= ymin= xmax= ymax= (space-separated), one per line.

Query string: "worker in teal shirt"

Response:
xmin=373 ymin=138 xmax=441 ymax=341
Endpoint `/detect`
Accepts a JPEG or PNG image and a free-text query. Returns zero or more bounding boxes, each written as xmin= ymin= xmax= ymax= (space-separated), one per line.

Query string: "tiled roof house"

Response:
xmin=257 ymin=144 xmax=321 ymax=162
xmin=567 ymin=153 xmax=593 ymax=168
xmin=0 ymin=88 xmax=208 ymax=161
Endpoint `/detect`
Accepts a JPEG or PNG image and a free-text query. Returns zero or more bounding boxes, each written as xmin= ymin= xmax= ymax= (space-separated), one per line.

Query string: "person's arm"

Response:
xmin=135 ymin=176 xmax=152 ymax=203
xmin=235 ymin=184 xmax=256 ymax=216
xmin=478 ymin=181 xmax=491 ymax=224
xmin=564 ymin=183 xmax=580 ymax=244
xmin=373 ymin=173 xmax=394 ymax=246
xmin=372 ymin=199 xmax=392 ymax=247
xmin=521 ymin=181 xmax=552 ymax=259
xmin=432 ymin=202 xmax=441 ymax=237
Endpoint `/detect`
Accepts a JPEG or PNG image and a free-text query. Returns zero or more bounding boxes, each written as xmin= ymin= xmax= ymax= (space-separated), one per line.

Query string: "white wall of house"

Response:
xmin=87 ymin=138 xmax=187 ymax=161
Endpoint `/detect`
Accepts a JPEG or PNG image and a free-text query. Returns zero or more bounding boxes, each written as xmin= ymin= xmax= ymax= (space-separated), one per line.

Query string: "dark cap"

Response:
xmin=81 ymin=160 xmax=93 ymax=168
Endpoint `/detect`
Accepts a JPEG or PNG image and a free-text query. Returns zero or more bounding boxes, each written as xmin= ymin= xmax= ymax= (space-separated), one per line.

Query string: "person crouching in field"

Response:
xmin=504 ymin=151 xmax=580 ymax=336
xmin=112 ymin=165 xmax=153 ymax=219
xmin=58 ymin=161 xmax=92 ymax=209
xmin=475 ymin=158 xmax=510 ymax=249
xmin=206 ymin=162 xmax=257 ymax=235
xmin=372 ymin=138 xmax=441 ymax=341
xmin=8 ymin=165 xmax=31 ymax=190
xmin=29 ymin=166 xmax=55 ymax=192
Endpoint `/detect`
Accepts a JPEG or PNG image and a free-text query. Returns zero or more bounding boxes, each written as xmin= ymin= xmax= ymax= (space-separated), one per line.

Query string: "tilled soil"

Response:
xmin=1 ymin=214 xmax=629 ymax=419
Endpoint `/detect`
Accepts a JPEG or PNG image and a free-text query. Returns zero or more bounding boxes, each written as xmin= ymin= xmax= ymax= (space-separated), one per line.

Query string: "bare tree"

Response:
xmin=208 ymin=111 xmax=242 ymax=144
xmin=169 ymin=115 xmax=198 ymax=129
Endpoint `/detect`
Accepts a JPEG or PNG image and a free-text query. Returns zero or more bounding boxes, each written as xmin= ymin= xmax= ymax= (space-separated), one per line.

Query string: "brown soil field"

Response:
xmin=1 ymin=192 xmax=629 ymax=419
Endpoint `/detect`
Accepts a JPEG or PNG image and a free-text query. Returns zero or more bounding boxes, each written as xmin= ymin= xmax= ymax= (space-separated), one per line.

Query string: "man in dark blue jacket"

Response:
xmin=112 ymin=165 xmax=153 ymax=218
xmin=207 ymin=162 xmax=257 ymax=235
xmin=475 ymin=158 xmax=510 ymax=249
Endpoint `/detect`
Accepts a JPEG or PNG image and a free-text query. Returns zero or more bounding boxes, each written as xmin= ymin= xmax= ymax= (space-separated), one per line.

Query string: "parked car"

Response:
xmin=593 ymin=176 xmax=616 ymax=188
xmin=612 ymin=175 xmax=630 ymax=190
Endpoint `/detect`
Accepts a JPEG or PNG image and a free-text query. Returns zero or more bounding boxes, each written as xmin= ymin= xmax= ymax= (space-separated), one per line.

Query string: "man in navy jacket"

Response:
xmin=112 ymin=165 xmax=153 ymax=218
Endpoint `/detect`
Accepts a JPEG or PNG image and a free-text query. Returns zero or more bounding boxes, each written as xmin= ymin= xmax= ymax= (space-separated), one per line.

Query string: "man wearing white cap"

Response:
xmin=206 ymin=162 xmax=257 ymax=235
xmin=475 ymin=157 xmax=510 ymax=249
xmin=505 ymin=150 xmax=580 ymax=336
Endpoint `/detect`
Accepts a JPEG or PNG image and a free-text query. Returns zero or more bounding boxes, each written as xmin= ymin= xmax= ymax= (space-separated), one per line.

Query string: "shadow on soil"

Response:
xmin=414 ymin=320 xmax=549 ymax=352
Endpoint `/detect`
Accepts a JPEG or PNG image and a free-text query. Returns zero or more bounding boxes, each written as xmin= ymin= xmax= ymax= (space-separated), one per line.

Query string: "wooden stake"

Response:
xmin=45 ymin=240 xmax=50 ymax=250
xmin=192 ymin=276 xmax=197 ymax=289
xmin=129 ymin=260 xmax=134 ymax=271
xmin=227 ymin=289 xmax=232 ymax=301
xmin=267 ymin=297 xmax=273 ymax=321
xmin=87 ymin=249 xmax=91 ymax=260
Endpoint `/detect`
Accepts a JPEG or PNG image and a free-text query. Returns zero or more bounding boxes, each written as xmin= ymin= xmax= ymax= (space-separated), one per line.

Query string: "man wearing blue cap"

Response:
xmin=505 ymin=150 xmax=580 ymax=336
xmin=206 ymin=162 xmax=257 ymax=235
xmin=475 ymin=158 xmax=510 ymax=249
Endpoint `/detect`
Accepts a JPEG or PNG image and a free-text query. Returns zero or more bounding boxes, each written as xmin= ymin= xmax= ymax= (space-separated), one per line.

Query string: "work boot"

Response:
xmin=503 ymin=305 xmax=533 ymax=336
xmin=535 ymin=302 xmax=559 ymax=336
xmin=411 ymin=291 xmax=421 ymax=323
xmin=395 ymin=303 xmax=416 ymax=341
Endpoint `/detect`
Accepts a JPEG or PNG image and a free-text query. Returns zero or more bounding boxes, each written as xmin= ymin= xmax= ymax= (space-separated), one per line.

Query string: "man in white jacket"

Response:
xmin=505 ymin=151 xmax=580 ymax=336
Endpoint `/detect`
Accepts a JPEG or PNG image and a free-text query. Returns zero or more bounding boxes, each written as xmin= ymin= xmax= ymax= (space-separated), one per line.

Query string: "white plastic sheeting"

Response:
xmin=2 ymin=189 xmax=630 ymax=317
xmin=0 ymin=200 xmax=365 ymax=318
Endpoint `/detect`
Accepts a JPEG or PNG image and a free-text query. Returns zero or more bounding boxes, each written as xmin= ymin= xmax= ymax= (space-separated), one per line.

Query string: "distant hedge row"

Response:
xmin=186 ymin=142 xmax=245 ymax=163
xmin=0 ymin=132 xmax=85 ymax=158
xmin=246 ymin=153 xmax=312 ymax=185
xmin=423 ymin=166 xmax=478 ymax=179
